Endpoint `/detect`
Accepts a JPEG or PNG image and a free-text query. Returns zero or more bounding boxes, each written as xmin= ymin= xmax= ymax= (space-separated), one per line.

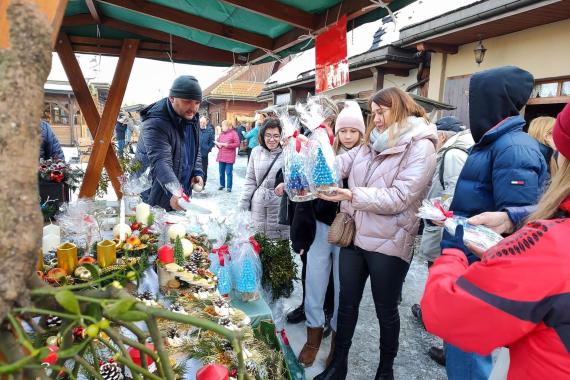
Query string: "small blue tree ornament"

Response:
xmin=236 ymin=256 xmax=258 ymax=293
xmin=217 ymin=264 xmax=232 ymax=295
xmin=286 ymin=156 xmax=311 ymax=197
xmin=312 ymin=147 xmax=336 ymax=189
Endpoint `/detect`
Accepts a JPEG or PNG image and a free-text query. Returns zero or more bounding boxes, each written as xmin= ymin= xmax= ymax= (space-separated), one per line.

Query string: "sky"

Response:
xmin=47 ymin=0 xmax=477 ymax=106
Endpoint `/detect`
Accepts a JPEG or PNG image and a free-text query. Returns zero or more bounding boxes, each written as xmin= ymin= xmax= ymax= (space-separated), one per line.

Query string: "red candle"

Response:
xmin=196 ymin=364 xmax=229 ymax=380
xmin=157 ymin=245 xmax=174 ymax=264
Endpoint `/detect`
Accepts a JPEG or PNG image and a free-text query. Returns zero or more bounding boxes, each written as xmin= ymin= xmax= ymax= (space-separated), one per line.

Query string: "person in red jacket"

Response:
xmin=421 ymin=102 xmax=570 ymax=380
xmin=215 ymin=120 xmax=240 ymax=192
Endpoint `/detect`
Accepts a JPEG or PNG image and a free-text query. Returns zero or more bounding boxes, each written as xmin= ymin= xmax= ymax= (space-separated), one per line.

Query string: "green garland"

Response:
xmin=254 ymin=233 xmax=298 ymax=301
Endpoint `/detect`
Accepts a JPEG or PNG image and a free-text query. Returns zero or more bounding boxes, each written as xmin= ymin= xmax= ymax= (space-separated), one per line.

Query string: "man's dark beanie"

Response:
xmin=436 ymin=116 xmax=466 ymax=133
xmin=169 ymin=75 xmax=202 ymax=101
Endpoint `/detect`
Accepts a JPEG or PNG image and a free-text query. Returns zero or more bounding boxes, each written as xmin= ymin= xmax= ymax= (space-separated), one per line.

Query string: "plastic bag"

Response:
xmin=417 ymin=198 xmax=503 ymax=251
xmin=206 ymin=219 xmax=232 ymax=297
xmin=296 ymin=97 xmax=338 ymax=194
xmin=119 ymin=168 xmax=152 ymax=216
xmin=276 ymin=106 xmax=315 ymax=202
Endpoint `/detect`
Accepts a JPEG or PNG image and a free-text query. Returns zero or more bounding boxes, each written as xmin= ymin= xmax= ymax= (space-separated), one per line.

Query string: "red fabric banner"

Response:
xmin=315 ymin=15 xmax=349 ymax=94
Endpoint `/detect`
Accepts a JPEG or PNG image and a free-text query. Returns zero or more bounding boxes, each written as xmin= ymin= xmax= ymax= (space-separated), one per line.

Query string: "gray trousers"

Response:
xmin=304 ymin=221 xmax=340 ymax=330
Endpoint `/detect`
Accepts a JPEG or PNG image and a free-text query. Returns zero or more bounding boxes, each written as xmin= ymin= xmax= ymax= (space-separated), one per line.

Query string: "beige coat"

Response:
xmin=239 ymin=146 xmax=289 ymax=239
xmin=338 ymin=116 xmax=437 ymax=262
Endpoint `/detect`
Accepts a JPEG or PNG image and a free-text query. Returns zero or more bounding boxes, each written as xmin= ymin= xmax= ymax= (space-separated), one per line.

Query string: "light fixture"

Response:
xmin=473 ymin=34 xmax=487 ymax=65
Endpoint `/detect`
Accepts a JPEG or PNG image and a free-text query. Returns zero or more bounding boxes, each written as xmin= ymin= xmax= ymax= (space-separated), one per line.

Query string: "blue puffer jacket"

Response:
xmin=446 ymin=66 xmax=548 ymax=263
xmin=199 ymin=123 xmax=215 ymax=158
xmin=135 ymin=98 xmax=203 ymax=211
xmin=40 ymin=120 xmax=64 ymax=161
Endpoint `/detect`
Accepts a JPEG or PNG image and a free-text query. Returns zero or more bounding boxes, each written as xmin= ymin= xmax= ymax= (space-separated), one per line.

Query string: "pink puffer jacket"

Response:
xmin=216 ymin=129 xmax=240 ymax=164
xmin=338 ymin=116 xmax=437 ymax=263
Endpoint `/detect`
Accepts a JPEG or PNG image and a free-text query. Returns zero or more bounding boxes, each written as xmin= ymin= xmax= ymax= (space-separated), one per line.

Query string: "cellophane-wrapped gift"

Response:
xmin=417 ymin=198 xmax=503 ymax=251
xmin=228 ymin=212 xmax=262 ymax=302
xmin=119 ymin=167 xmax=152 ymax=217
xmin=206 ymin=219 xmax=232 ymax=297
xmin=296 ymin=97 xmax=339 ymax=195
xmin=276 ymin=106 xmax=315 ymax=202
xmin=57 ymin=200 xmax=101 ymax=255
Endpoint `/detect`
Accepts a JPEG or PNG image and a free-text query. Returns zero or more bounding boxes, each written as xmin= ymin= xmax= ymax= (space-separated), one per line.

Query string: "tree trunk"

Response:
xmin=0 ymin=0 xmax=52 ymax=322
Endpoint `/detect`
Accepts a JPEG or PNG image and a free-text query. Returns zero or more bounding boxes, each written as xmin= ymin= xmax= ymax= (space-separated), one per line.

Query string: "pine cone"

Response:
xmin=99 ymin=361 xmax=124 ymax=380
xmin=245 ymin=360 xmax=258 ymax=375
xmin=184 ymin=262 xmax=198 ymax=274
xmin=191 ymin=251 xmax=203 ymax=265
xmin=218 ymin=317 xmax=231 ymax=327
xmin=46 ymin=315 xmax=62 ymax=328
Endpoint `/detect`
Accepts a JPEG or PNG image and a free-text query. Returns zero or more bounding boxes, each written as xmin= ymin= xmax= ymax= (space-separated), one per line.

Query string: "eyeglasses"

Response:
xmin=264 ymin=134 xmax=281 ymax=141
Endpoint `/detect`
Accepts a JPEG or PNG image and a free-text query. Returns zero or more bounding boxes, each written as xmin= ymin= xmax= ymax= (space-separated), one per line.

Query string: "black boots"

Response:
xmin=286 ymin=304 xmax=306 ymax=324
xmin=314 ymin=349 xmax=348 ymax=380
xmin=374 ymin=354 xmax=395 ymax=380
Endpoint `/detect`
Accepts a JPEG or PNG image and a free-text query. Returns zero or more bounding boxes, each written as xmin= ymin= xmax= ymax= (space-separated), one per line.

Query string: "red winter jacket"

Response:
xmin=421 ymin=199 xmax=570 ymax=380
xmin=216 ymin=129 xmax=240 ymax=164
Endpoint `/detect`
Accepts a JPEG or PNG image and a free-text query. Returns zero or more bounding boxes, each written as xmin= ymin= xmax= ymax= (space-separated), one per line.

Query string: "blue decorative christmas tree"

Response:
xmin=312 ymin=147 xmax=335 ymax=188
xmin=236 ymin=257 xmax=258 ymax=293
xmin=217 ymin=264 xmax=232 ymax=295
xmin=286 ymin=156 xmax=310 ymax=195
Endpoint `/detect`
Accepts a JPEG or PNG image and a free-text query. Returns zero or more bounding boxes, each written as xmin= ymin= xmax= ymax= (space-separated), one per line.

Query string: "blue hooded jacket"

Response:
xmin=135 ymin=98 xmax=203 ymax=211
xmin=40 ymin=120 xmax=64 ymax=161
xmin=446 ymin=66 xmax=548 ymax=263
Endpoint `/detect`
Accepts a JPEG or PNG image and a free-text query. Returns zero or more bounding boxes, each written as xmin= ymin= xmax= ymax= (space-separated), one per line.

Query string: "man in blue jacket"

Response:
xmin=440 ymin=66 xmax=548 ymax=380
xmin=40 ymin=120 xmax=65 ymax=161
xmin=136 ymin=75 xmax=204 ymax=211
xmin=199 ymin=116 xmax=215 ymax=187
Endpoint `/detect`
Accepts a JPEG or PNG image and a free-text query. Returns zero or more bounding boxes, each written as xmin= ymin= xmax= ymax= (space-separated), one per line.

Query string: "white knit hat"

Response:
xmin=335 ymin=101 xmax=366 ymax=136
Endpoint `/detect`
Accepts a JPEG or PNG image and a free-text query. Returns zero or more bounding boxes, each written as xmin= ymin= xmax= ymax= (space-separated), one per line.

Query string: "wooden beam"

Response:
xmin=416 ymin=42 xmax=458 ymax=54
xmin=249 ymin=0 xmax=386 ymax=63
xmin=98 ymin=0 xmax=273 ymax=50
xmin=384 ymin=68 xmax=411 ymax=77
xmin=80 ymin=39 xmax=139 ymax=198
xmin=70 ymin=35 xmax=170 ymax=51
xmin=71 ymin=43 xmax=220 ymax=63
xmin=55 ymin=33 xmax=124 ymax=198
xmin=370 ymin=67 xmax=385 ymax=91
xmin=219 ymin=0 xmax=316 ymax=31
xmin=1 ymin=0 xmax=68 ymax=49
xmin=85 ymin=0 xmax=102 ymax=24
xmin=61 ymin=13 xmax=95 ymax=26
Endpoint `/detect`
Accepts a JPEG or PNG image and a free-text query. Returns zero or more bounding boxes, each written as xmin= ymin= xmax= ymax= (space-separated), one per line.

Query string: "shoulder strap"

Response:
xmin=250 ymin=151 xmax=282 ymax=204
xmin=439 ymin=146 xmax=469 ymax=189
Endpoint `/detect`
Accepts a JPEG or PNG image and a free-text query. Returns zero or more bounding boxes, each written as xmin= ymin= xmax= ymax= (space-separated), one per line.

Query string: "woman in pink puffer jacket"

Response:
xmin=316 ymin=88 xmax=437 ymax=380
xmin=215 ymin=120 xmax=240 ymax=192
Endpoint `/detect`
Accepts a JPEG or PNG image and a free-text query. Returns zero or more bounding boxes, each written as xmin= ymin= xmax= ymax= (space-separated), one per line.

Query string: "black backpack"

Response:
xmin=438 ymin=146 xmax=469 ymax=190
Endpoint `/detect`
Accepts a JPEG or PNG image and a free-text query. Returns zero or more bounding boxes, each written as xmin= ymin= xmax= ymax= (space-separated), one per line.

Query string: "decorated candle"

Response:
xmin=42 ymin=234 xmax=60 ymax=255
xmin=158 ymin=245 xmax=174 ymax=264
xmin=56 ymin=242 xmax=78 ymax=275
xmin=136 ymin=202 xmax=150 ymax=225
xmin=43 ymin=224 xmax=60 ymax=238
xmin=97 ymin=240 xmax=117 ymax=268
xmin=168 ymin=224 xmax=186 ymax=241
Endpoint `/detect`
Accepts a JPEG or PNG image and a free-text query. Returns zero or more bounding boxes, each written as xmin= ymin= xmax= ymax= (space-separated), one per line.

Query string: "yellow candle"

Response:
xmin=57 ymin=242 xmax=78 ymax=275
xmin=37 ymin=249 xmax=44 ymax=272
xmin=97 ymin=240 xmax=117 ymax=268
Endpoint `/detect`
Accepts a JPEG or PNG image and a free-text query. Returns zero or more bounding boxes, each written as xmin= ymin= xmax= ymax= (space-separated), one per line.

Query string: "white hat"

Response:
xmin=335 ymin=101 xmax=365 ymax=136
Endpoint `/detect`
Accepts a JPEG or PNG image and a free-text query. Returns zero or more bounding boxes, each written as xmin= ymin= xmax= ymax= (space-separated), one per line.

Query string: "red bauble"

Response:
xmin=196 ymin=364 xmax=229 ymax=380
xmin=50 ymin=170 xmax=64 ymax=183
xmin=128 ymin=343 xmax=155 ymax=366
xmin=42 ymin=345 xmax=59 ymax=366
xmin=157 ymin=245 xmax=174 ymax=264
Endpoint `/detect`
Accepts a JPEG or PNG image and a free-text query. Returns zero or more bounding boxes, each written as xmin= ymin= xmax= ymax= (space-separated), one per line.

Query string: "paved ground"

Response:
xmin=194 ymin=151 xmax=447 ymax=380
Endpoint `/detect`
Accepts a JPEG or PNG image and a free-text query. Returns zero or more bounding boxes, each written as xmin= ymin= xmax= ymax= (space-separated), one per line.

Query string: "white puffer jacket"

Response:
xmin=239 ymin=146 xmax=289 ymax=239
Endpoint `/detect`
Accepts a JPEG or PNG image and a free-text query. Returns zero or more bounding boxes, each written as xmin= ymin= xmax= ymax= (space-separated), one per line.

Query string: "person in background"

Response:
xmin=433 ymin=66 xmax=548 ymax=380
xmin=410 ymin=116 xmax=474 ymax=366
xmin=239 ymin=119 xmax=289 ymax=238
xmin=115 ymin=113 xmax=128 ymax=156
xmin=215 ymin=120 xmax=240 ymax=192
xmin=135 ymin=75 xmax=204 ymax=211
xmin=316 ymin=88 xmax=437 ymax=380
xmin=243 ymin=113 xmax=266 ymax=162
xmin=421 ymin=101 xmax=570 ymax=380
xmin=40 ymin=120 xmax=65 ymax=161
xmin=199 ymin=116 xmax=215 ymax=188
xmin=528 ymin=116 xmax=558 ymax=177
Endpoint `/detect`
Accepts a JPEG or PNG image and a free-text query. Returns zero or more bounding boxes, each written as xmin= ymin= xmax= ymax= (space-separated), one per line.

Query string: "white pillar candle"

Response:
xmin=42 ymin=234 xmax=60 ymax=255
xmin=119 ymin=198 xmax=126 ymax=242
xmin=168 ymin=224 xmax=186 ymax=241
xmin=136 ymin=202 xmax=150 ymax=224
xmin=43 ymin=224 xmax=60 ymax=238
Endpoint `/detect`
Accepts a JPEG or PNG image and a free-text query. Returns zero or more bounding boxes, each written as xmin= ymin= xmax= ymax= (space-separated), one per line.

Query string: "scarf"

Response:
xmin=369 ymin=118 xmax=426 ymax=152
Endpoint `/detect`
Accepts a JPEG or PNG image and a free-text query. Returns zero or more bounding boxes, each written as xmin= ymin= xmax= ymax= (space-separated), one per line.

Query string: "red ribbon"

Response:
xmin=434 ymin=200 xmax=453 ymax=219
xmin=291 ymin=130 xmax=302 ymax=153
xmin=249 ymin=236 xmax=261 ymax=255
xmin=212 ymin=245 xmax=229 ymax=266
xmin=318 ymin=124 xmax=335 ymax=145
xmin=279 ymin=329 xmax=290 ymax=346
xmin=178 ymin=188 xmax=190 ymax=202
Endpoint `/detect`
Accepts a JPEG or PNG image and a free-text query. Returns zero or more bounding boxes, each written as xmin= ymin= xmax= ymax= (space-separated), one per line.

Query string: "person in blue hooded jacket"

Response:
xmin=135 ymin=75 xmax=204 ymax=211
xmin=40 ymin=120 xmax=65 ymax=161
xmin=438 ymin=66 xmax=548 ymax=380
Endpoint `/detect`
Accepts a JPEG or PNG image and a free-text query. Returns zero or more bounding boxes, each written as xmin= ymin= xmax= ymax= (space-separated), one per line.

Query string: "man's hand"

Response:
xmin=170 ymin=195 xmax=184 ymax=211
xmin=318 ymin=188 xmax=353 ymax=202
xmin=274 ymin=183 xmax=285 ymax=197
xmin=468 ymin=212 xmax=514 ymax=234
xmin=191 ymin=176 xmax=204 ymax=187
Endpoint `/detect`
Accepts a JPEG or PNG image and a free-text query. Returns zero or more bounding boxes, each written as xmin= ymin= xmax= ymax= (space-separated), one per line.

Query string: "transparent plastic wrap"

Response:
xmin=57 ymin=200 xmax=100 ymax=255
xmin=275 ymin=106 xmax=315 ymax=202
xmin=206 ymin=220 xmax=232 ymax=297
xmin=228 ymin=212 xmax=262 ymax=302
xmin=417 ymin=198 xmax=503 ymax=251
xmin=119 ymin=168 xmax=152 ymax=217
xmin=296 ymin=97 xmax=338 ymax=194
xmin=164 ymin=182 xmax=212 ymax=215
xmin=262 ymin=288 xmax=285 ymax=331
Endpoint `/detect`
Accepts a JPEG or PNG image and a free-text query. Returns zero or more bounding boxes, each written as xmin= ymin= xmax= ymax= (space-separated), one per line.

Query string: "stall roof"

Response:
xmin=60 ymin=0 xmax=417 ymax=66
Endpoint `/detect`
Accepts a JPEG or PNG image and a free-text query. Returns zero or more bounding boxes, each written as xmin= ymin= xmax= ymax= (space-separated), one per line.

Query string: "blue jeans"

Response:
xmin=446 ymin=343 xmax=492 ymax=380
xmin=218 ymin=162 xmax=233 ymax=189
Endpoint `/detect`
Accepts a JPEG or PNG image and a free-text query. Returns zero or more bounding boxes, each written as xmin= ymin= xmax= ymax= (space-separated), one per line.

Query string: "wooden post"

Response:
xmin=55 ymin=33 xmax=125 ymax=198
xmin=370 ymin=67 xmax=385 ymax=91
xmin=80 ymin=39 xmax=139 ymax=198
xmin=0 ymin=0 xmax=67 ymax=49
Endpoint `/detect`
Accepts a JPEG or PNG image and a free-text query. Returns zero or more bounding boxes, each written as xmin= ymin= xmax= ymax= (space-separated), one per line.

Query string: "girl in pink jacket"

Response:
xmin=316 ymin=88 xmax=437 ymax=380
xmin=215 ymin=120 xmax=240 ymax=192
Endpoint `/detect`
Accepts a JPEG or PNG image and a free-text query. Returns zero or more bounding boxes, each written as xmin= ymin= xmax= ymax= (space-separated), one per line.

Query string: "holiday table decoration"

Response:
xmin=56 ymin=242 xmax=78 ymax=274
xmin=97 ymin=239 xmax=117 ymax=268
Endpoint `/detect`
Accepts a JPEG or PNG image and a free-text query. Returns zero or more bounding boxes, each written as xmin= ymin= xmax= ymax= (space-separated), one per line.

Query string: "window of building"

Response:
xmin=528 ymin=77 xmax=570 ymax=105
